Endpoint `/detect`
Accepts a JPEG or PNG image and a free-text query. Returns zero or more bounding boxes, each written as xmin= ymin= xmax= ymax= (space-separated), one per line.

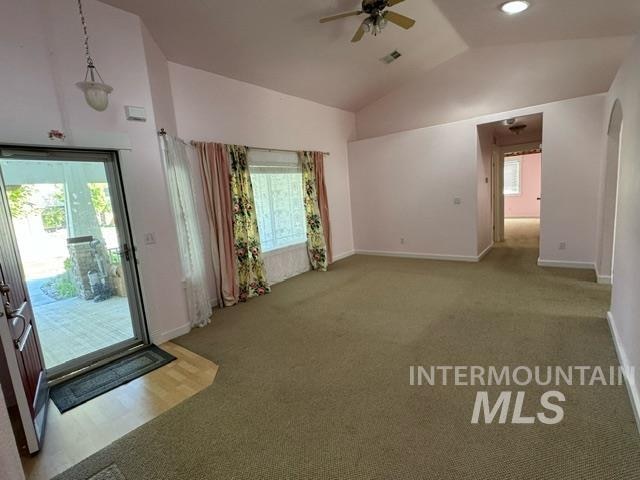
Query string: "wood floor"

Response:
xmin=21 ymin=342 xmax=218 ymax=480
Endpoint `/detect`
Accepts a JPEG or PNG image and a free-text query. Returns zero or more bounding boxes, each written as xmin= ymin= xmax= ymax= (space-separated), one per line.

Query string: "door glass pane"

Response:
xmin=0 ymin=158 xmax=138 ymax=370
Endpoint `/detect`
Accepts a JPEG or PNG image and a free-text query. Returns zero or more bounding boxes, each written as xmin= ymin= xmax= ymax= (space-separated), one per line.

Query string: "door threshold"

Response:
xmin=47 ymin=342 xmax=148 ymax=386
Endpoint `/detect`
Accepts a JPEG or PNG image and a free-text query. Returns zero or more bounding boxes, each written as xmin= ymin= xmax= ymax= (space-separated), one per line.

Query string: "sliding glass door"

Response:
xmin=0 ymin=148 xmax=147 ymax=378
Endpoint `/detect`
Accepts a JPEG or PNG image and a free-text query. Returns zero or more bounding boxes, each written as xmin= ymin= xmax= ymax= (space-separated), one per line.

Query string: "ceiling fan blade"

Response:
xmin=319 ymin=10 xmax=362 ymax=23
xmin=384 ymin=10 xmax=416 ymax=30
xmin=351 ymin=22 xmax=366 ymax=42
xmin=386 ymin=0 xmax=406 ymax=6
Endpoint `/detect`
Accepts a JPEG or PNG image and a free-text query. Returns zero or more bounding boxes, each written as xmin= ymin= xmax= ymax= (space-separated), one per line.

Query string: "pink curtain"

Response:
xmin=313 ymin=152 xmax=332 ymax=263
xmin=195 ymin=142 xmax=239 ymax=306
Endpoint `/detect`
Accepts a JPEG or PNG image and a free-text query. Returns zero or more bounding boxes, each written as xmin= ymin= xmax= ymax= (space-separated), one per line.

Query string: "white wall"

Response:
xmin=141 ymin=24 xmax=178 ymax=138
xmin=169 ymin=62 xmax=357 ymax=262
xmin=605 ymin=36 xmax=640 ymax=412
xmin=538 ymin=95 xmax=606 ymax=265
xmin=0 ymin=0 xmax=189 ymax=343
xmin=348 ymin=121 xmax=479 ymax=260
xmin=348 ymin=95 xmax=606 ymax=264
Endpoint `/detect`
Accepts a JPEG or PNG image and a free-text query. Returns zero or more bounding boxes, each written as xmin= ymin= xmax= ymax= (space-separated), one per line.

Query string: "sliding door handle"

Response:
xmin=8 ymin=311 xmax=27 ymax=349
xmin=118 ymin=244 xmax=131 ymax=262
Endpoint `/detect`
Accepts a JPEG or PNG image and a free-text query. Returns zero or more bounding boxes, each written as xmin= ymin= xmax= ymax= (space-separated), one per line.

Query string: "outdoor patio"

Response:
xmin=32 ymin=294 xmax=133 ymax=369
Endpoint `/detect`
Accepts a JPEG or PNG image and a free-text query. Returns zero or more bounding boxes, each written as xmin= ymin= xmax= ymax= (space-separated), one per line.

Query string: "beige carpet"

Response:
xmin=55 ymin=220 xmax=640 ymax=479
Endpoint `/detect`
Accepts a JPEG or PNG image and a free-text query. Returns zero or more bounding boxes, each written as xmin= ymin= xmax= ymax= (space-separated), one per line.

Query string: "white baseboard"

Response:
xmin=607 ymin=311 xmax=640 ymax=435
xmin=537 ymin=258 xmax=595 ymax=270
xmin=355 ymin=249 xmax=480 ymax=263
xmin=595 ymin=264 xmax=613 ymax=284
xmin=150 ymin=322 xmax=191 ymax=345
xmin=333 ymin=249 xmax=355 ymax=262
xmin=477 ymin=243 xmax=494 ymax=261
xmin=597 ymin=274 xmax=613 ymax=285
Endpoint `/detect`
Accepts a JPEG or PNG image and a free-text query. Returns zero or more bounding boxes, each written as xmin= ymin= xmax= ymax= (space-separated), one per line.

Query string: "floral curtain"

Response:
xmin=228 ymin=145 xmax=271 ymax=301
xmin=299 ymin=151 xmax=328 ymax=271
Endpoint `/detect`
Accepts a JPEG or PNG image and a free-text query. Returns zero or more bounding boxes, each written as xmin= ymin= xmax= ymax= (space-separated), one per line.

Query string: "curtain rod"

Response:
xmin=249 ymin=146 xmax=330 ymax=156
xmin=158 ymin=128 xmax=330 ymax=156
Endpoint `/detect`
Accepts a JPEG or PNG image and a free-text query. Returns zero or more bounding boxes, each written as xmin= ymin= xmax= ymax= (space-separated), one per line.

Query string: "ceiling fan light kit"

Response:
xmin=319 ymin=0 xmax=416 ymax=43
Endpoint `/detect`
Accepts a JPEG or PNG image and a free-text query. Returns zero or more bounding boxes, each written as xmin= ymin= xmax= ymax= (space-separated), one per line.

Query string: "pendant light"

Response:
xmin=75 ymin=0 xmax=113 ymax=111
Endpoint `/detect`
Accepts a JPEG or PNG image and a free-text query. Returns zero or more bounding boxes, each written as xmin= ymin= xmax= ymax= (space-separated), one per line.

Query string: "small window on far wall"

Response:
xmin=503 ymin=158 xmax=521 ymax=196
xmin=248 ymin=150 xmax=307 ymax=253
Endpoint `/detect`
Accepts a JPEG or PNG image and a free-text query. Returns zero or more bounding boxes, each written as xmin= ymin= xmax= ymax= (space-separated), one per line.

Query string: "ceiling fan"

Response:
xmin=320 ymin=0 xmax=416 ymax=43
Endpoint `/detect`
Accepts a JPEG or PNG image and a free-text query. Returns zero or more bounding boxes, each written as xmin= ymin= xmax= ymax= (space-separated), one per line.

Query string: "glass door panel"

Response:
xmin=0 ymin=150 xmax=146 ymax=376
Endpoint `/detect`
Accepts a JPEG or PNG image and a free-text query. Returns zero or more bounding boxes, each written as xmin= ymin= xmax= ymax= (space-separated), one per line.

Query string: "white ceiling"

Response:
xmin=356 ymin=36 xmax=631 ymax=138
xmin=100 ymin=0 xmax=467 ymax=111
xmin=433 ymin=0 xmax=640 ymax=46
xmin=99 ymin=0 xmax=640 ymax=113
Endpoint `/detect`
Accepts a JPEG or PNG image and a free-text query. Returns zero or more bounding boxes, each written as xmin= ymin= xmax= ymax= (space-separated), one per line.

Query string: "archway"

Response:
xmin=596 ymin=100 xmax=623 ymax=284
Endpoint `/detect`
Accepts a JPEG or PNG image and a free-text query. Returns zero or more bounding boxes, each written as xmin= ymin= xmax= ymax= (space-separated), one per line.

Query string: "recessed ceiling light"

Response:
xmin=500 ymin=1 xmax=530 ymax=14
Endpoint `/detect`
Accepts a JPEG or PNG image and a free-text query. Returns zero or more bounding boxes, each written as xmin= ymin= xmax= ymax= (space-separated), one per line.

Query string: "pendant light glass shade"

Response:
xmin=76 ymin=0 xmax=113 ymax=112
xmin=76 ymin=79 xmax=113 ymax=112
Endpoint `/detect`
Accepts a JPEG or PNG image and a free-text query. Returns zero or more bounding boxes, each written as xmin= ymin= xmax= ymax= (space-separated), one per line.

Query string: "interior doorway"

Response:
xmin=503 ymin=149 xmax=542 ymax=247
xmin=0 ymin=148 xmax=148 ymax=380
xmin=479 ymin=113 xmax=544 ymax=254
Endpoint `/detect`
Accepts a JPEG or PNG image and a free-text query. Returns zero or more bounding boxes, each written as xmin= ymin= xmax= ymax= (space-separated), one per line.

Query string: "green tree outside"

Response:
xmin=6 ymin=185 xmax=35 ymax=218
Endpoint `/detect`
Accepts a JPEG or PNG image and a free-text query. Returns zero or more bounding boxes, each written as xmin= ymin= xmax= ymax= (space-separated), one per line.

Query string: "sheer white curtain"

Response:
xmin=161 ymin=135 xmax=212 ymax=327
xmin=247 ymin=149 xmax=311 ymax=284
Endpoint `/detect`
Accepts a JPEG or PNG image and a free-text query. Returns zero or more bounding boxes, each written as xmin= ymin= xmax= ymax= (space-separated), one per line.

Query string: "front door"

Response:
xmin=0 ymin=168 xmax=48 ymax=454
xmin=0 ymin=147 xmax=148 ymax=371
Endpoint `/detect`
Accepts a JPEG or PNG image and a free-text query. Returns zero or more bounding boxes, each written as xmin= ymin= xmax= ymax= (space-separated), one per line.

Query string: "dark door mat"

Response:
xmin=51 ymin=345 xmax=176 ymax=413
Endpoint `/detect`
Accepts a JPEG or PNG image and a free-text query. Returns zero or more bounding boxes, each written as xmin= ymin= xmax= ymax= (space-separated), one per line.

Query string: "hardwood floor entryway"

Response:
xmin=21 ymin=342 xmax=218 ymax=480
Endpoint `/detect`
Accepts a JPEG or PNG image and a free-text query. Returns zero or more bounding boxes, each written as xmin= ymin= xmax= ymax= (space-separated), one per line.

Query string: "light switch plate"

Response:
xmin=144 ymin=233 xmax=156 ymax=245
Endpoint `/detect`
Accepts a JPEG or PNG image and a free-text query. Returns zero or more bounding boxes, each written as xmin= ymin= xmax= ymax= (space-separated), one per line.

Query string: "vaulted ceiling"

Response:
xmin=100 ymin=0 xmax=640 ymax=113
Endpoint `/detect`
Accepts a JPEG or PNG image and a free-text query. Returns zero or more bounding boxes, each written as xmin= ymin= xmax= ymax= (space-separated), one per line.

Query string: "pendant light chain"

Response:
xmin=77 ymin=0 xmax=94 ymax=68
xmin=77 ymin=0 xmax=106 ymax=83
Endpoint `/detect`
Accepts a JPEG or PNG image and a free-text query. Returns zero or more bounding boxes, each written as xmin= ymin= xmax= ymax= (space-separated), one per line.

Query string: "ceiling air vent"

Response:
xmin=380 ymin=50 xmax=402 ymax=64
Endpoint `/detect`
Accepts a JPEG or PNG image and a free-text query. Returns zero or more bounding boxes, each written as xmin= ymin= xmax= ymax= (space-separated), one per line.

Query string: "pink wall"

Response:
xmin=505 ymin=153 xmax=542 ymax=218
xmin=169 ymin=62 xmax=357 ymax=261
xmin=0 ymin=0 xmax=188 ymax=343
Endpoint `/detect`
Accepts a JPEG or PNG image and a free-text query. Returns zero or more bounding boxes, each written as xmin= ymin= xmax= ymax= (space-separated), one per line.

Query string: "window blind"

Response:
xmin=504 ymin=158 xmax=521 ymax=196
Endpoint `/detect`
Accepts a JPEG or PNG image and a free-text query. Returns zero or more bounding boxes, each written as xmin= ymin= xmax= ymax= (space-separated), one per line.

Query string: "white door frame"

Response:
xmin=492 ymin=142 xmax=542 ymax=243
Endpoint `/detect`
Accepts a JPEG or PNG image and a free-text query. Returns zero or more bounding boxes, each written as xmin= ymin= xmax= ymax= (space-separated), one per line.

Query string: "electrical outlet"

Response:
xmin=454 ymin=197 xmax=462 ymax=205
xmin=400 ymin=238 xmax=405 ymax=245
xmin=559 ymin=242 xmax=567 ymax=250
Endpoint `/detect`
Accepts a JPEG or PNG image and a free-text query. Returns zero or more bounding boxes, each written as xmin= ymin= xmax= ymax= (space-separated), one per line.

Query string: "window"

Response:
xmin=503 ymin=158 xmax=521 ymax=196
xmin=249 ymin=150 xmax=307 ymax=252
